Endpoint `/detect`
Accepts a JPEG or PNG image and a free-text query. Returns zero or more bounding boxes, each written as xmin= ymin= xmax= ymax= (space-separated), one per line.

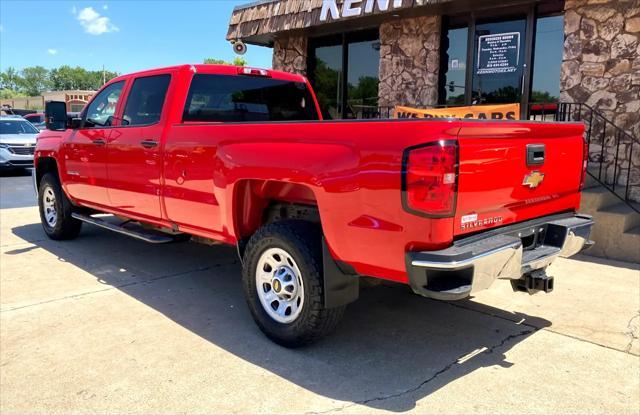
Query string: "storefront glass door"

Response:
xmin=471 ymin=18 xmax=527 ymax=105
xmin=440 ymin=3 xmax=564 ymax=118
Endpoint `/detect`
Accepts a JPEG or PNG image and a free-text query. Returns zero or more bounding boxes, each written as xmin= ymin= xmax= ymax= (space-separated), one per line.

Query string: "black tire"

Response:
xmin=242 ymin=220 xmax=345 ymax=347
xmin=38 ymin=172 xmax=82 ymax=240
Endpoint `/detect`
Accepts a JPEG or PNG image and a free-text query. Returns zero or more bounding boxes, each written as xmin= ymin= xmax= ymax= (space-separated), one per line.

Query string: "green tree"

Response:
xmin=20 ymin=66 xmax=50 ymax=96
xmin=0 ymin=89 xmax=26 ymax=99
xmin=531 ymin=90 xmax=558 ymax=103
xmin=0 ymin=67 xmax=22 ymax=91
xmin=49 ymin=65 xmax=82 ymax=90
xmin=203 ymin=57 xmax=248 ymax=66
xmin=49 ymin=66 xmax=118 ymax=90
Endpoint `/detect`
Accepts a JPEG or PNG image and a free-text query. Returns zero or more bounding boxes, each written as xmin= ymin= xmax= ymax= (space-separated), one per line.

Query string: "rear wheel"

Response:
xmin=242 ymin=220 xmax=345 ymax=347
xmin=38 ymin=172 xmax=82 ymax=240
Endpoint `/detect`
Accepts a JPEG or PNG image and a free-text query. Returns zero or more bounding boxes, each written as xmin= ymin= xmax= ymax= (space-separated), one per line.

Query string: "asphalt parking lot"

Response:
xmin=1 ymin=169 xmax=639 ymax=414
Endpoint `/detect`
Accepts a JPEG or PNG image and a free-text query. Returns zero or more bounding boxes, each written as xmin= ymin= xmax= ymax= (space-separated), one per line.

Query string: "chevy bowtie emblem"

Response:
xmin=523 ymin=171 xmax=545 ymax=188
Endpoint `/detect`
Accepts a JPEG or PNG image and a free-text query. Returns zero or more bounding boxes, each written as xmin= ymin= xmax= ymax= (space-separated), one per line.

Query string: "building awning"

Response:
xmin=226 ymin=0 xmax=539 ymax=46
xmin=226 ymin=0 xmax=450 ymax=46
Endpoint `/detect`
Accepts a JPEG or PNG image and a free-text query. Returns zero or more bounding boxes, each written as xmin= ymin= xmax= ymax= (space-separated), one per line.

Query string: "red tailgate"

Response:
xmin=454 ymin=121 xmax=585 ymax=237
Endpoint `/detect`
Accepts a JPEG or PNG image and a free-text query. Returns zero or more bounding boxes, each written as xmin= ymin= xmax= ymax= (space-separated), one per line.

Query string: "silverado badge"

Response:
xmin=523 ymin=171 xmax=545 ymax=189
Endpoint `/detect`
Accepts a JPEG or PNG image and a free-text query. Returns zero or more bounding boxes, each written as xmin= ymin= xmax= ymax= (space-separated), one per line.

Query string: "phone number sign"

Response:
xmin=477 ymin=32 xmax=520 ymax=75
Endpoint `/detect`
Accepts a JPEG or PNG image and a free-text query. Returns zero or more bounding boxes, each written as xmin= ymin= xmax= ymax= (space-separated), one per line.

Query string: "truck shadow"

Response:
xmin=11 ymin=223 xmax=551 ymax=412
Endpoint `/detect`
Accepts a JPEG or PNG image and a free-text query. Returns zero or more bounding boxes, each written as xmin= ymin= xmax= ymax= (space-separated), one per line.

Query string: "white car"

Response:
xmin=0 ymin=116 xmax=40 ymax=170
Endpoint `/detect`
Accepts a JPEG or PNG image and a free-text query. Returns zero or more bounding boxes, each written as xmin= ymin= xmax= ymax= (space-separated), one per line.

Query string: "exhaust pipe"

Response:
xmin=511 ymin=269 xmax=554 ymax=294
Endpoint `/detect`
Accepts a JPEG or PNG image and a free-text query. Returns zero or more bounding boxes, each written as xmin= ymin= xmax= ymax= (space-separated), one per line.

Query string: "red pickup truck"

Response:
xmin=35 ymin=64 xmax=593 ymax=346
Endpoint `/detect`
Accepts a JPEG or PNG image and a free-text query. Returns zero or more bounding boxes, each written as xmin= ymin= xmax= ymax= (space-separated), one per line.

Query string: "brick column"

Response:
xmin=378 ymin=15 xmax=441 ymax=109
xmin=272 ymin=35 xmax=308 ymax=75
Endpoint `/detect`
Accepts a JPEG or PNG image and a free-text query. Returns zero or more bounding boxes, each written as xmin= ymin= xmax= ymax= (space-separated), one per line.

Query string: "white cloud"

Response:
xmin=75 ymin=6 xmax=118 ymax=35
xmin=47 ymin=49 xmax=58 ymax=55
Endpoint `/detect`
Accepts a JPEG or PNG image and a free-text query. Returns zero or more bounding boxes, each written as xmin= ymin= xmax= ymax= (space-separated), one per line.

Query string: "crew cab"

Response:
xmin=35 ymin=64 xmax=593 ymax=346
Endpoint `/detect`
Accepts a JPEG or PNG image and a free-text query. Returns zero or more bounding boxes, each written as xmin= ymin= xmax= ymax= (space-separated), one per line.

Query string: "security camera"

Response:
xmin=232 ymin=40 xmax=247 ymax=55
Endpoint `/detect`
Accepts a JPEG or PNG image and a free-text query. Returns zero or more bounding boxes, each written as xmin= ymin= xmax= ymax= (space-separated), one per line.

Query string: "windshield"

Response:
xmin=0 ymin=120 xmax=40 ymax=135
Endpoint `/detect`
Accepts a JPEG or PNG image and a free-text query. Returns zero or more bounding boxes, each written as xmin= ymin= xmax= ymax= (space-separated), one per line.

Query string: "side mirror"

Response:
xmin=45 ymin=101 xmax=67 ymax=131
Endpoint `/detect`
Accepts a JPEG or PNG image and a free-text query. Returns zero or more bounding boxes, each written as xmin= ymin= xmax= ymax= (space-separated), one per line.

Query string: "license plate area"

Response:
xmin=505 ymin=224 xmax=548 ymax=251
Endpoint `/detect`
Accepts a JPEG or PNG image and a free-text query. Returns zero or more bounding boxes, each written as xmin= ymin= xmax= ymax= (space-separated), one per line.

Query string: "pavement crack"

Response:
xmin=624 ymin=311 xmax=639 ymax=353
xmin=307 ymin=328 xmax=535 ymax=414
xmin=445 ymin=299 xmax=640 ymax=355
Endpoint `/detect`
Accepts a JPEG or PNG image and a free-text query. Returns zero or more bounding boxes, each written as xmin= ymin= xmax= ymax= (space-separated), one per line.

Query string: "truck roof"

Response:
xmin=109 ymin=64 xmax=307 ymax=84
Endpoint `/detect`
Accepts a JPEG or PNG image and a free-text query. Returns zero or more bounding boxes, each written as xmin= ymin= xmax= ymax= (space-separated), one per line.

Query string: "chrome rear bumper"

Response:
xmin=405 ymin=214 xmax=594 ymax=301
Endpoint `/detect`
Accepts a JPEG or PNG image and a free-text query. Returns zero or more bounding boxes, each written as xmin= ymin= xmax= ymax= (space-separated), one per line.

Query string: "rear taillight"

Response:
xmin=580 ymin=137 xmax=588 ymax=190
xmin=402 ymin=140 xmax=458 ymax=217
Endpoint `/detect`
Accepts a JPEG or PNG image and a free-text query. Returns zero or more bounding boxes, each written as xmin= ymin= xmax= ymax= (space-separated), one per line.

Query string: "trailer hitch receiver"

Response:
xmin=511 ymin=268 xmax=554 ymax=294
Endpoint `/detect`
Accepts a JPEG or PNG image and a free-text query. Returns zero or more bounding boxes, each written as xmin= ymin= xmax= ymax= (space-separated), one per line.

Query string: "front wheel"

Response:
xmin=242 ymin=220 xmax=345 ymax=347
xmin=38 ymin=172 xmax=82 ymax=240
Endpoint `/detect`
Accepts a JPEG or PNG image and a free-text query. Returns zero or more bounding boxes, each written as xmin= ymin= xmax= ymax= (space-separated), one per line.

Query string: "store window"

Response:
xmin=309 ymin=30 xmax=379 ymax=119
xmin=441 ymin=26 xmax=468 ymax=105
xmin=531 ymin=14 xmax=563 ymax=102
xmin=311 ymin=41 xmax=343 ymax=120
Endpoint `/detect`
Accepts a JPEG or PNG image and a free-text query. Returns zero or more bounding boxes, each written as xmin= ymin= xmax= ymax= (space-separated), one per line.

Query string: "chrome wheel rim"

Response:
xmin=42 ymin=186 xmax=57 ymax=228
xmin=256 ymin=247 xmax=304 ymax=324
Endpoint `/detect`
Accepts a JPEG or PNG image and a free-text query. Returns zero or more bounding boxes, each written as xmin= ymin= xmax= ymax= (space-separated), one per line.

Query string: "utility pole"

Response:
xmin=102 ymin=65 xmax=106 ymax=85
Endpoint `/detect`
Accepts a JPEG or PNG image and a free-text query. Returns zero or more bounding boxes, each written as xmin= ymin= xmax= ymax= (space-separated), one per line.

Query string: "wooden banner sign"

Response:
xmin=394 ymin=103 xmax=521 ymax=120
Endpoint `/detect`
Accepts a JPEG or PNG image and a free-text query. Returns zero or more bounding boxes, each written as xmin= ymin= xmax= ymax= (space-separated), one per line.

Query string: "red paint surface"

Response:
xmin=35 ymin=64 xmax=585 ymax=283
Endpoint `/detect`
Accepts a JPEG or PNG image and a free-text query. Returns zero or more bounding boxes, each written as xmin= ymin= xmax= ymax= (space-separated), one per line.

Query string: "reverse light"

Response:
xmin=402 ymin=140 xmax=458 ymax=217
xmin=237 ymin=67 xmax=270 ymax=77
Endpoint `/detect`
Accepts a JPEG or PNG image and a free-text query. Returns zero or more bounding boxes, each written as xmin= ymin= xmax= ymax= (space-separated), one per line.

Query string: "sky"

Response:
xmin=0 ymin=0 xmax=273 ymax=73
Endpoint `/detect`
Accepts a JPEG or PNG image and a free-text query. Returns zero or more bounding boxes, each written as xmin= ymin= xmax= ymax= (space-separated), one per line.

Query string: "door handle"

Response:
xmin=92 ymin=138 xmax=106 ymax=146
xmin=140 ymin=139 xmax=158 ymax=149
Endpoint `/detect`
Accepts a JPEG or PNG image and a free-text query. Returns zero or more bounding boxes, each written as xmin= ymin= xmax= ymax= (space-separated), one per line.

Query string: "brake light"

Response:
xmin=237 ymin=67 xmax=271 ymax=77
xmin=402 ymin=140 xmax=458 ymax=217
xmin=580 ymin=137 xmax=588 ymax=190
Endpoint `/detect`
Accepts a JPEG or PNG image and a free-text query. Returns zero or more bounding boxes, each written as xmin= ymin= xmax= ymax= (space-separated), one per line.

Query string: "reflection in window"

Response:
xmin=182 ymin=75 xmax=318 ymax=122
xmin=442 ymin=27 xmax=468 ymax=105
xmin=346 ymin=40 xmax=380 ymax=119
xmin=472 ymin=19 xmax=526 ymax=105
xmin=531 ymin=15 xmax=563 ymax=103
xmin=123 ymin=75 xmax=171 ymax=126
xmin=84 ymin=81 xmax=124 ymax=127
xmin=312 ymin=44 xmax=343 ymax=120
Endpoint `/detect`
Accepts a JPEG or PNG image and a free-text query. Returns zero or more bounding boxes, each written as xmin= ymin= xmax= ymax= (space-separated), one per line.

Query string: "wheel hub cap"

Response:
xmin=256 ymin=248 xmax=304 ymax=324
xmin=42 ymin=186 xmax=57 ymax=228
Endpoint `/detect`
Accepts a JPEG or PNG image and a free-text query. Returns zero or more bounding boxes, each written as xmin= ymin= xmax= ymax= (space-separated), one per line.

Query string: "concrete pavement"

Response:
xmin=1 ymin=171 xmax=638 ymax=414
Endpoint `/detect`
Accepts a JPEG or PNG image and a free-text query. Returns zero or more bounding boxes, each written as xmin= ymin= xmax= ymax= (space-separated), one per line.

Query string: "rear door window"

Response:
xmin=183 ymin=74 xmax=318 ymax=122
xmin=122 ymin=74 xmax=171 ymax=126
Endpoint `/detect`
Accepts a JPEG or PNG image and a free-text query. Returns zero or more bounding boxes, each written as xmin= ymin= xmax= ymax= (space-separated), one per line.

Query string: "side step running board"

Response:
xmin=71 ymin=213 xmax=175 ymax=244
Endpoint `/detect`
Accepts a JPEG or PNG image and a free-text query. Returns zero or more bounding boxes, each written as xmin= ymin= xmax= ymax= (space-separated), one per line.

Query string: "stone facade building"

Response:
xmin=228 ymin=0 xmax=639 ymax=201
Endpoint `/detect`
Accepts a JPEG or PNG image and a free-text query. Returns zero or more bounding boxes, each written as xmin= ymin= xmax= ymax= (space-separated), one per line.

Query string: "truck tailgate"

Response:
xmin=454 ymin=122 xmax=585 ymax=237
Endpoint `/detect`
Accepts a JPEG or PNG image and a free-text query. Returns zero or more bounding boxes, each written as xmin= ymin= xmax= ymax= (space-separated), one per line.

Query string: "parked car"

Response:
xmin=23 ymin=113 xmax=46 ymax=130
xmin=0 ymin=115 xmax=39 ymax=170
xmin=34 ymin=64 xmax=593 ymax=346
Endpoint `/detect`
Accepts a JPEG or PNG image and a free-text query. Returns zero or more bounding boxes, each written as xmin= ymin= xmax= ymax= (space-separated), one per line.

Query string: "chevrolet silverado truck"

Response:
xmin=35 ymin=64 xmax=593 ymax=347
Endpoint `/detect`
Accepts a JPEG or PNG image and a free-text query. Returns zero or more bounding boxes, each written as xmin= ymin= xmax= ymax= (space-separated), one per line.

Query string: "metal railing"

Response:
xmin=350 ymin=102 xmax=639 ymax=211
xmin=529 ymin=102 xmax=639 ymax=212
